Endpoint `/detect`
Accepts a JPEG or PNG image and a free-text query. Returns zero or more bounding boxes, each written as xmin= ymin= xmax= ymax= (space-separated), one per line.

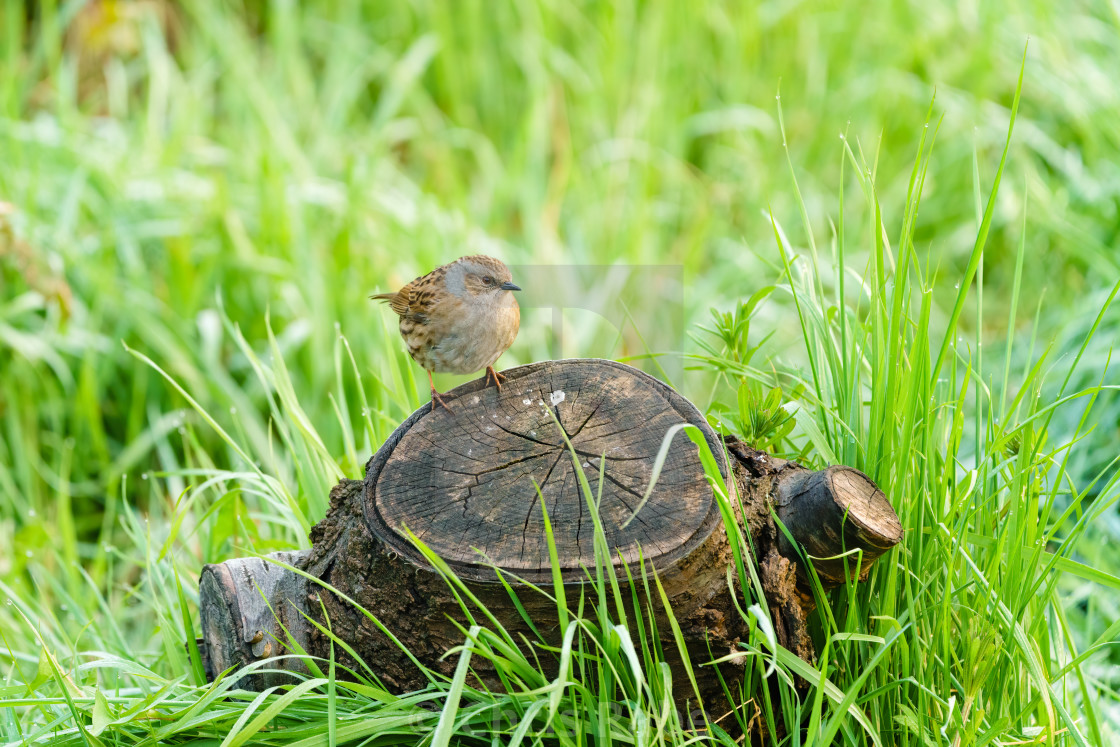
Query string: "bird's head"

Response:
xmin=448 ymin=255 xmax=521 ymax=299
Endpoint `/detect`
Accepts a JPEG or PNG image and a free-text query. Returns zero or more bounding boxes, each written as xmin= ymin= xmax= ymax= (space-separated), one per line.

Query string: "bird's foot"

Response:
xmin=485 ymin=366 xmax=506 ymax=392
xmin=430 ymin=388 xmax=455 ymax=413
xmin=426 ymin=370 xmax=454 ymax=413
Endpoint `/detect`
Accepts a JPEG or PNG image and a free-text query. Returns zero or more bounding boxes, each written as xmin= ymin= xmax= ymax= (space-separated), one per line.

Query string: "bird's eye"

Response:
xmin=483 ymin=276 xmax=495 ymax=285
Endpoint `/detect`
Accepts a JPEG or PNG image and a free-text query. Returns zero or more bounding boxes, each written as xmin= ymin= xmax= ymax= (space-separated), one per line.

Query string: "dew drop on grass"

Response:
xmin=25 ymin=550 xmax=32 ymax=558
xmin=230 ymin=407 xmax=237 ymax=415
xmin=27 ymin=509 xmax=35 ymax=517
xmin=141 ymin=473 xmax=149 ymax=480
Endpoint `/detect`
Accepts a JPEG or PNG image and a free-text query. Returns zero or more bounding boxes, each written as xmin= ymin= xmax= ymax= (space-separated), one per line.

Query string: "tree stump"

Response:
xmin=197 ymin=359 xmax=902 ymax=718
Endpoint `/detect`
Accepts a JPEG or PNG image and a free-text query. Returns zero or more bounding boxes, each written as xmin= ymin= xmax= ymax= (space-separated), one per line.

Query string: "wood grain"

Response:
xmin=364 ymin=359 xmax=728 ymax=582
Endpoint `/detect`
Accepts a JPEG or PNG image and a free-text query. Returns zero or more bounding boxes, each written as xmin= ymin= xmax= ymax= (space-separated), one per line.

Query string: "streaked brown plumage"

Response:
xmin=372 ymin=255 xmax=521 ymax=411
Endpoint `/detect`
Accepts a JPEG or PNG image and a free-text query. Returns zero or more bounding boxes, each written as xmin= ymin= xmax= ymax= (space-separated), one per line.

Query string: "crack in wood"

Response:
xmin=520 ymin=449 xmax=568 ymax=563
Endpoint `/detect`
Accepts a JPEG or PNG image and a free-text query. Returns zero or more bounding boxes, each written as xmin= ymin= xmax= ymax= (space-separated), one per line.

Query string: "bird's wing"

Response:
xmin=370 ymin=266 xmax=447 ymax=321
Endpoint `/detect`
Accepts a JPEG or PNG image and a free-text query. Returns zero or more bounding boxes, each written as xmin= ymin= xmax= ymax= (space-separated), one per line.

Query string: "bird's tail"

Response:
xmin=371 ymin=290 xmax=408 ymax=316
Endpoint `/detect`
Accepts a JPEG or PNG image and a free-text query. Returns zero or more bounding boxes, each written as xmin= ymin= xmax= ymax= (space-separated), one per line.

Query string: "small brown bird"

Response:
xmin=372 ymin=255 xmax=521 ymax=412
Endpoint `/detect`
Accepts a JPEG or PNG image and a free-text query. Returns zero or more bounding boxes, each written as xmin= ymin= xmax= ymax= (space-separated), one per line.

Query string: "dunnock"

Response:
xmin=372 ymin=255 xmax=521 ymax=411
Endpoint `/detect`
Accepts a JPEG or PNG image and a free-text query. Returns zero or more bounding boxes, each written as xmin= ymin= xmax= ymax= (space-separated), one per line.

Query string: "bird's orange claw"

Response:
xmin=428 ymin=371 xmax=454 ymax=413
xmin=485 ymin=366 xmax=506 ymax=392
xmin=430 ymin=391 xmax=454 ymax=413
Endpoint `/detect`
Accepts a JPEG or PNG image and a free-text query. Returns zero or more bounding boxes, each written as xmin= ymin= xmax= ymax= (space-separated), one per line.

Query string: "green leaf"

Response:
xmin=90 ymin=689 xmax=112 ymax=737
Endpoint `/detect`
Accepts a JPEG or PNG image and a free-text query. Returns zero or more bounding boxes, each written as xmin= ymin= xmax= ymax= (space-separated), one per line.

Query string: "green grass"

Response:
xmin=2 ymin=1 xmax=1119 ymax=744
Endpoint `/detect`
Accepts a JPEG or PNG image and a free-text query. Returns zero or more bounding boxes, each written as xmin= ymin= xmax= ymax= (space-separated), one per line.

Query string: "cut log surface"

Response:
xmin=368 ymin=359 xmax=727 ymax=582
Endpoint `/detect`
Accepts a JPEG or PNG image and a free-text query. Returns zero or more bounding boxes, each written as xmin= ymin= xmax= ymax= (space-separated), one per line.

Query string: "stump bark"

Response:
xmin=197 ymin=359 xmax=901 ymax=717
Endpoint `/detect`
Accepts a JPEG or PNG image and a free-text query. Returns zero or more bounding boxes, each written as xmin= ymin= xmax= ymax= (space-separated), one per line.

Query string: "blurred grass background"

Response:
xmin=4 ymin=0 xmax=1117 ymax=532
xmin=1 ymin=0 xmax=1119 ymax=742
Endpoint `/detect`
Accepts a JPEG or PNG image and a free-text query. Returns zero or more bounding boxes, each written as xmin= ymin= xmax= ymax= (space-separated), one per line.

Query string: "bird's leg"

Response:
xmin=428 ymin=370 xmax=454 ymax=413
xmin=485 ymin=365 xmax=506 ymax=392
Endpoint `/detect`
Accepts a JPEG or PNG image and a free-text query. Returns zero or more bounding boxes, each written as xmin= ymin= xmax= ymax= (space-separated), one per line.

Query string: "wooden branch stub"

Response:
xmin=775 ymin=465 xmax=903 ymax=586
xmin=198 ymin=550 xmax=312 ymax=690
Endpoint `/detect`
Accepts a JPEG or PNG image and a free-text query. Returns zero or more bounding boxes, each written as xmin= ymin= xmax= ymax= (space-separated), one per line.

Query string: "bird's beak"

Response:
xmin=500 ymin=281 xmax=521 ymax=292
